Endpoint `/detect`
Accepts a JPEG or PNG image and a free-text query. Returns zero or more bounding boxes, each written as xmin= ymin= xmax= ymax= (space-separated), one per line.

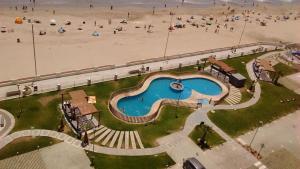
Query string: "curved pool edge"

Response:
xmin=109 ymin=73 xmax=229 ymax=124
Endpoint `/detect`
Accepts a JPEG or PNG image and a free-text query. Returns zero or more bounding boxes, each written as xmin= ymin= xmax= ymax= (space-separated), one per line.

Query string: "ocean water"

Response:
xmin=0 ymin=0 xmax=299 ymax=7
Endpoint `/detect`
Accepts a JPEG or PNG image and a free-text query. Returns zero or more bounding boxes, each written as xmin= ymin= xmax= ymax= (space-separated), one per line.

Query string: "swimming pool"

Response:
xmin=116 ymin=77 xmax=223 ymax=116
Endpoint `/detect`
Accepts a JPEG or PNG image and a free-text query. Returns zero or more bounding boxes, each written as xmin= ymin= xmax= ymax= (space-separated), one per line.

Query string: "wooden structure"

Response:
xmin=253 ymin=59 xmax=275 ymax=81
xmin=62 ymin=90 xmax=98 ymax=134
xmin=208 ymin=56 xmax=246 ymax=87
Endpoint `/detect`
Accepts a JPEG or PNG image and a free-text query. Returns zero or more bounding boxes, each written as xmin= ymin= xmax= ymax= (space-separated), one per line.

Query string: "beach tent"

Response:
xmin=92 ymin=31 xmax=100 ymax=36
xmin=50 ymin=19 xmax=56 ymax=26
xmin=15 ymin=17 xmax=23 ymax=24
xmin=58 ymin=27 xmax=66 ymax=33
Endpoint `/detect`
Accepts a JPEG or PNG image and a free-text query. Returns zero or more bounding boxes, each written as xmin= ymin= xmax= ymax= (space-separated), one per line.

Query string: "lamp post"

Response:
xmin=258 ymin=143 xmax=265 ymax=157
xmin=31 ymin=24 xmax=38 ymax=85
xmin=249 ymin=121 xmax=263 ymax=148
xmin=163 ymin=12 xmax=174 ymax=60
xmin=17 ymin=84 xmax=23 ymax=119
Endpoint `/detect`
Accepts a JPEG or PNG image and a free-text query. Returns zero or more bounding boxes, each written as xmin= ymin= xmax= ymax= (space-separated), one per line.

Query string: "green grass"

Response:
xmin=138 ymin=105 xmax=193 ymax=147
xmin=274 ymin=63 xmax=298 ymax=76
xmin=0 ymin=66 xmax=197 ymax=147
xmin=208 ymin=82 xmax=300 ymax=137
xmin=189 ymin=125 xmax=225 ymax=148
xmin=0 ymin=92 xmax=62 ymax=132
xmin=0 ymin=136 xmax=60 ymax=160
xmin=86 ymin=151 xmax=175 ymax=169
xmin=222 ymin=53 xmax=266 ymax=102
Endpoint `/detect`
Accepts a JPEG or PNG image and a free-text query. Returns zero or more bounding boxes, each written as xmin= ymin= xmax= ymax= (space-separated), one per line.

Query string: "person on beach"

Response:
xmin=152 ymin=6 xmax=156 ymax=15
xmin=110 ymin=5 xmax=113 ymax=10
xmin=128 ymin=12 xmax=130 ymax=18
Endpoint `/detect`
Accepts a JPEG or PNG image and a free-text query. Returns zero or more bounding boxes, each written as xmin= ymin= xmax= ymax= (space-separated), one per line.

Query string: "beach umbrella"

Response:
xmin=50 ymin=19 xmax=56 ymax=26
xmin=92 ymin=31 xmax=100 ymax=37
xmin=15 ymin=17 xmax=23 ymax=24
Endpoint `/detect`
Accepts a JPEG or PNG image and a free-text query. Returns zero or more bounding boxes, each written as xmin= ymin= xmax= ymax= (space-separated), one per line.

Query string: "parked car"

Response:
xmin=183 ymin=158 xmax=206 ymax=169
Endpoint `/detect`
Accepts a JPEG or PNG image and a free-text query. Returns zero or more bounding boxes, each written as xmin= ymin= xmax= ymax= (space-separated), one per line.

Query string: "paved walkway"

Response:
xmin=0 ymin=109 xmax=15 ymax=139
xmin=0 ymin=44 xmax=277 ymax=100
xmin=0 ymin=142 xmax=93 ymax=169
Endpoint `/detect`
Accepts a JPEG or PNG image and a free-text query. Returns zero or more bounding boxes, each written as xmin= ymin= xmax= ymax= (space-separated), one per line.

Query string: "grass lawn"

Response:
xmin=0 ymin=65 xmax=198 ymax=147
xmin=189 ymin=124 xmax=225 ymax=148
xmin=274 ymin=62 xmax=298 ymax=76
xmin=0 ymin=92 xmax=62 ymax=132
xmin=223 ymin=53 xmax=267 ymax=102
xmin=208 ymin=82 xmax=300 ymax=137
xmin=138 ymin=105 xmax=193 ymax=147
xmin=86 ymin=151 xmax=175 ymax=169
xmin=0 ymin=136 xmax=60 ymax=160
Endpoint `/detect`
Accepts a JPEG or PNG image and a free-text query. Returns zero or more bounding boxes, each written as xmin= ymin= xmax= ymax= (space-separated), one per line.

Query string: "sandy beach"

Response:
xmin=0 ymin=3 xmax=300 ymax=82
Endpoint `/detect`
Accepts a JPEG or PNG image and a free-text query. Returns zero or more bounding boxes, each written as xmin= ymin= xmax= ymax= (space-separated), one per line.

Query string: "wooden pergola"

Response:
xmin=63 ymin=90 xmax=99 ymax=133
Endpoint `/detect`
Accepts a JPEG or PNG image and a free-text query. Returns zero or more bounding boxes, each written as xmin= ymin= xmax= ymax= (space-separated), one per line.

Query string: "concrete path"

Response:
xmin=0 ymin=142 xmax=93 ymax=169
xmin=0 ymin=44 xmax=277 ymax=101
xmin=238 ymin=110 xmax=300 ymax=158
xmin=0 ymin=109 xmax=15 ymax=139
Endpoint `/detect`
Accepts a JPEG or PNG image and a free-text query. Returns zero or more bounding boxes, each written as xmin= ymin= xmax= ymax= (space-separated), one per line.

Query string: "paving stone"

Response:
xmin=130 ymin=131 xmax=136 ymax=149
xmin=40 ymin=130 xmax=50 ymax=136
xmin=95 ymin=129 xmax=111 ymax=142
xmin=89 ymin=127 xmax=107 ymax=139
xmin=87 ymin=125 xmax=104 ymax=135
xmin=32 ymin=130 xmax=41 ymax=136
xmin=117 ymin=131 xmax=124 ymax=149
xmin=134 ymin=131 xmax=144 ymax=149
xmin=124 ymin=131 xmax=129 ymax=149
xmin=109 ymin=131 xmax=120 ymax=148
xmin=102 ymin=130 xmax=115 ymax=146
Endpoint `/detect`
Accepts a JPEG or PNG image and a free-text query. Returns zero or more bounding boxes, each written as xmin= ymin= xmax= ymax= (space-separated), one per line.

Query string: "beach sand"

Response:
xmin=0 ymin=4 xmax=299 ymax=81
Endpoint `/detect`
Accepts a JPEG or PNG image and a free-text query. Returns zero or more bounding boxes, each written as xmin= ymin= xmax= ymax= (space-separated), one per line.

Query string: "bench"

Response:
xmin=6 ymin=90 xmax=21 ymax=97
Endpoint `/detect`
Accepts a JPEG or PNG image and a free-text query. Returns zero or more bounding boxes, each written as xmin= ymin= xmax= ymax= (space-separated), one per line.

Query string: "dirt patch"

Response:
xmin=38 ymin=94 xmax=61 ymax=106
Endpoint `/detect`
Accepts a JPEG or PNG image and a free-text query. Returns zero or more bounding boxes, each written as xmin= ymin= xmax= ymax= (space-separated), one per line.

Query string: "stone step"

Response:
xmin=102 ymin=130 xmax=116 ymax=146
xmin=117 ymin=131 xmax=124 ymax=149
xmin=130 ymin=131 xmax=137 ymax=149
xmin=109 ymin=131 xmax=120 ymax=148
xmin=229 ymin=96 xmax=241 ymax=102
xmin=89 ymin=126 xmax=106 ymax=139
xmin=87 ymin=125 xmax=103 ymax=135
xmin=225 ymin=99 xmax=238 ymax=105
xmin=124 ymin=131 xmax=129 ymax=149
xmin=95 ymin=129 xmax=111 ymax=143
xmin=134 ymin=131 xmax=144 ymax=149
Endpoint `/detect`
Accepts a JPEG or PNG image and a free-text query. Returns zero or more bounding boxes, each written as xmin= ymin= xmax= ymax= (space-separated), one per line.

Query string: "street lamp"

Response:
xmin=17 ymin=84 xmax=23 ymax=119
xmin=258 ymin=143 xmax=265 ymax=157
xmin=249 ymin=120 xmax=263 ymax=148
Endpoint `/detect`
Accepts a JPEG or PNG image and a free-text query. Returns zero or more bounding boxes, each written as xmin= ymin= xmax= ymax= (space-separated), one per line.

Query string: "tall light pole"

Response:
xmin=163 ymin=12 xmax=174 ymax=60
xmin=249 ymin=120 xmax=263 ymax=148
xmin=32 ymin=24 xmax=38 ymax=80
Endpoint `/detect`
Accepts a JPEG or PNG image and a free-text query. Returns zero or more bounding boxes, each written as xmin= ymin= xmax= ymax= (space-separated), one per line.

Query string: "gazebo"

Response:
xmin=208 ymin=56 xmax=246 ymax=87
xmin=62 ymin=90 xmax=99 ymax=135
xmin=253 ymin=59 xmax=275 ymax=81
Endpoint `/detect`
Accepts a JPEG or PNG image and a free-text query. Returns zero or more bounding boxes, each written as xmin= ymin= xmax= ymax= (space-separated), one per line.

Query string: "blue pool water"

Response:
xmin=117 ymin=77 xmax=222 ymax=116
